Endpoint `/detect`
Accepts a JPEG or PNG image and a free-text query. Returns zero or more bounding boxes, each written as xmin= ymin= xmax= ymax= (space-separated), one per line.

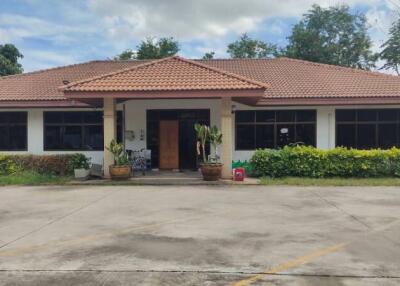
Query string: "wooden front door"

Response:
xmin=159 ymin=120 xmax=179 ymax=169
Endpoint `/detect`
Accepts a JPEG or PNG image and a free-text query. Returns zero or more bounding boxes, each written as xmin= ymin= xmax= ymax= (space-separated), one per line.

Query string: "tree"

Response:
xmin=136 ymin=37 xmax=179 ymax=59
xmin=285 ymin=5 xmax=378 ymax=70
xmin=380 ymin=17 xmax=400 ymax=75
xmin=202 ymin=51 xmax=215 ymax=59
xmin=115 ymin=37 xmax=179 ymax=60
xmin=227 ymin=33 xmax=277 ymax=59
xmin=115 ymin=49 xmax=135 ymax=60
xmin=0 ymin=44 xmax=23 ymax=76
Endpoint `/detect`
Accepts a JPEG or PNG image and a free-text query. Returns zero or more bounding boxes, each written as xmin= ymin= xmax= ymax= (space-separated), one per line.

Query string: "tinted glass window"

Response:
xmin=236 ymin=111 xmax=255 ymax=123
xmin=296 ymin=124 xmax=315 ymax=146
xmin=276 ymin=124 xmax=295 ymax=147
xmin=235 ymin=110 xmax=316 ymax=150
xmin=297 ymin=110 xmax=316 ymax=122
xmin=276 ymin=111 xmax=295 ymax=122
xmin=0 ymin=112 xmax=27 ymax=151
xmin=236 ymin=125 xmax=255 ymax=150
xmin=336 ymin=109 xmax=400 ymax=149
xmin=336 ymin=110 xmax=356 ymax=122
xmin=337 ymin=124 xmax=356 ymax=148
xmin=44 ymin=111 xmax=123 ymax=151
xmin=256 ymin=125 xmax=274 ymax=148
xmin=378 ymin=110 xmax=397 ymax=121
xmin=357 ymin=124 xmax=376 ymax=149
xmin=256 ymin=111 xmax=275 ymax=122
xmin=379 ymin=124 xmax=397 ymax=149
xmin=358 ymin=110 xmax=377 ymax=122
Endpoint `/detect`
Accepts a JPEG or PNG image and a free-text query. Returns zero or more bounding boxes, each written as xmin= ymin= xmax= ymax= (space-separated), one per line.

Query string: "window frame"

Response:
xmin=43 ymin=111 xmax=122 ymax=151
xmin=235 ymin=110 xmax=317 ymax=151
xmin=0 ymin=112 xmax=28 ymax=151
xmin=335 ymin=109 xmax=400 ymax=149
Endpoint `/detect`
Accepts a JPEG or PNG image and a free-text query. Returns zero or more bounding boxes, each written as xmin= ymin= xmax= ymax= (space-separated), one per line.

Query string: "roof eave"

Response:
xmin=63 ymin=89 xmax=266 ymax=99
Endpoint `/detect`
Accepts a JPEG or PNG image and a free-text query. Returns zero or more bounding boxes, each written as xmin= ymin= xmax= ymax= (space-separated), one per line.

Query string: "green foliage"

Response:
xmin=227 ymin=33 xmax=278 ymax=59
xmin=136 ymin=37 xmax=179 ymax=59
xmin=202 ymin=51 xmax=215 ymax=59
xmin=251 ymin=146 xmax=400 ymax=178
xmin=194 ymin=124 xmax=223 ymax=163
xmin=115 ymin=37 xmax=179 ymax=60
xmin=69 ymin=153 xmax=91 ymax=170
xmin=380 ymin=17 xmax=400 ymax=75
xmin=194 ymin=123 xmax=209 ymax=163
xmin=106 ymin=139 xmax=129 ymax=166
xmin=0 ymin=154 xmax=88 ymax=176
xmin=115 ymin=49 xmax=135 ymax=60
xmin=0 ymin=44 xmax=23 ymax=76
xmin=285 ymin=4 xmax=377 ymax=70
xmin=0 ymin=171 xmax=70 ymax=186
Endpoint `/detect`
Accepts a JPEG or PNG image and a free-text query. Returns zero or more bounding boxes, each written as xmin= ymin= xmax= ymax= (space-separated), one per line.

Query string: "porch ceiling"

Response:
xmin=60 ymin=56 xmax=269 ymax=101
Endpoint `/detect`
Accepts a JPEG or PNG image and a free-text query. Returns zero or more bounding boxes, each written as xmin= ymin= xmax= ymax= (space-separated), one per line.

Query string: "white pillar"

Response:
xmin=316 ymin=106 xmax=336 ymax=150
xmin=103 ymin=98 xmax=116 ymax=178
xmin=27 ymin=109 xmax=44 ymax=153
xmin=221 ymin=97 xmax=233 ymax=179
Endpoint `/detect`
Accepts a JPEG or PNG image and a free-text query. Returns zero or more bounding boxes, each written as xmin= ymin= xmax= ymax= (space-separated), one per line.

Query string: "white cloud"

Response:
xmin=88 ymin=0 xmax=382 ymax=41
xmin=21 ymin=50 xmax=77 ymax=72
xmin=0 ymin=14 xmax=95 ymax=45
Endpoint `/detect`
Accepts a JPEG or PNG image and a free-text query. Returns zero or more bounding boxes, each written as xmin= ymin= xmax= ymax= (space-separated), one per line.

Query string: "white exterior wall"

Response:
xmin=2 ymin=103 xmax=400 ymax=165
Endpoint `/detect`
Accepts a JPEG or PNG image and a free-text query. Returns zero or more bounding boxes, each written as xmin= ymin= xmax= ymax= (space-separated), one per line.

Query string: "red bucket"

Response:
xmin=233 ymin=167 xmax=245 ymax=181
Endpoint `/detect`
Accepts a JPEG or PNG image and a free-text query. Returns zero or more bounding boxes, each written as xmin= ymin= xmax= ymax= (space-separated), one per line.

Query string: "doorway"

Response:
xmin=147 ymin=109 xmax=210 ymax=170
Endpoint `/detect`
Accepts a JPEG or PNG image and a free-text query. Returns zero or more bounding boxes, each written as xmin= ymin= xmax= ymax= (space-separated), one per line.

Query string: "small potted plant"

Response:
xmin=195 ymin=124 xmax=223 ymax=181
xmin=71 ymin=154 xmax=91 ymax=180
xmin=105 ymin=139 xmax=131 ymax=180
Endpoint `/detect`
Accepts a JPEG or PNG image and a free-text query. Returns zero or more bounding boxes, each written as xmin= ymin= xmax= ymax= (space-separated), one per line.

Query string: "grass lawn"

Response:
xmin=0 ymin=171 xmax=71 ymax=186
xmin=260 ymin=176 xmax=400 ymax=186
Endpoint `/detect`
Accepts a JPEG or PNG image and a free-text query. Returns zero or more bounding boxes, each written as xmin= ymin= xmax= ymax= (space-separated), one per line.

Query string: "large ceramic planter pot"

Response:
xmin=74 ymin=168 xmax=90 ymax=180
xmin=200 ymin=163 xmax=223 ymax=181
xmin=109 ymin=165 xmax=131 ymax=180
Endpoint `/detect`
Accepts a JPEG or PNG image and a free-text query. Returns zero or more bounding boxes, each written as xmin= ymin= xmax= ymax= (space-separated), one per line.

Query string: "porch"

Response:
xmin=61 ymin=56 xmax=269 ymax=179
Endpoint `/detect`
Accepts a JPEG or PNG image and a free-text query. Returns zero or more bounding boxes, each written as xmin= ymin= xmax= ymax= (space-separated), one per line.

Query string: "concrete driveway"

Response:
xmin=0 ymin=185 xmax=399 ymax=286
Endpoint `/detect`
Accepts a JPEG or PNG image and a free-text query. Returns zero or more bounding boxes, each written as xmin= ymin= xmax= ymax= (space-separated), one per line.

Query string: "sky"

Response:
xmin=0 ymin=0 xmax=398 ymax=72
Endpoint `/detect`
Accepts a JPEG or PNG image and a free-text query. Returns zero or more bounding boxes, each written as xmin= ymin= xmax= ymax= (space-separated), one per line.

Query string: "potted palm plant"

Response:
xmin=194 ymin=124 xmax=223 ymax=181
xmin=105 ymin=139 xmax=131 ymax=180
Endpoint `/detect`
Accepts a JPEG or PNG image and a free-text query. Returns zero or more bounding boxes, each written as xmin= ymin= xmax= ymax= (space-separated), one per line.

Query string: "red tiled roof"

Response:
xmin=0 ymin=60 xmax=147 ymax=102
xmin=200 ymin=57 xmax=400 ymax=102
xmin=0 ymin=56 xmax=400 ymax=107
xmin=62 ymin=56 xmax=269 ymax=93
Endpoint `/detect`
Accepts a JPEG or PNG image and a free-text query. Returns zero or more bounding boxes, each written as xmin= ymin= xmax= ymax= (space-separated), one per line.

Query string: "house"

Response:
xmin=1 ymin=56 xmax=400 ymax=178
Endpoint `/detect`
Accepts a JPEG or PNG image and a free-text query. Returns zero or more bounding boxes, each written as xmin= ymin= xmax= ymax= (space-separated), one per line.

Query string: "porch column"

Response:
xmin=221 ymin=97 xmax=233 ymax=179
xmin=103 ymin=98 xmax=116 ymax=178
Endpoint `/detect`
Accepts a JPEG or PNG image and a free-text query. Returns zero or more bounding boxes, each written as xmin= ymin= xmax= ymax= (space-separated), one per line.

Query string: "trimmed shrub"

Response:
xmin=251 ymin=146 xmax=400 ymax=178
xmin=0 ymin=154 xmax=90 ymax=176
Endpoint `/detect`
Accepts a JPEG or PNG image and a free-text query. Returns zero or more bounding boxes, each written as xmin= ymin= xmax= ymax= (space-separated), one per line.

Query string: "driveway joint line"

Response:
xmin=0 ymin=269 xmax=399 ymax=279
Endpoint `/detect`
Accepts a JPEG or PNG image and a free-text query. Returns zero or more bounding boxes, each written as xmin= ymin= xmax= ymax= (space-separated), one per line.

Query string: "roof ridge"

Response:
xmin=62 ymin=56 xmax=270 ymax=91
xmin=175 ymin=56 xmax=270 ymax=88
xmin=61 ymin=57 xmax=174 ymax=90
xmin=278 ymin=57 xmax=400 ymax=79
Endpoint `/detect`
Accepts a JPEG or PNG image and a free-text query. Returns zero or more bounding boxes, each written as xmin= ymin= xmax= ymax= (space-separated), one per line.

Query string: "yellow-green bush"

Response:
xmin=251 ymin=146 xmax=400 ymax=178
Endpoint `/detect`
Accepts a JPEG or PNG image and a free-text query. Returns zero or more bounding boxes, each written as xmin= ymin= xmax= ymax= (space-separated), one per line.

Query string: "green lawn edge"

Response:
xmin=260 ymin=176 xmax=400 ymax=186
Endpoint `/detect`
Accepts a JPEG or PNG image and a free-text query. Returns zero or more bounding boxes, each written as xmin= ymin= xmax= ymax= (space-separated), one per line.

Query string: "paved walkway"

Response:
xmin=0 ymin=185 xmax=399 ymax=285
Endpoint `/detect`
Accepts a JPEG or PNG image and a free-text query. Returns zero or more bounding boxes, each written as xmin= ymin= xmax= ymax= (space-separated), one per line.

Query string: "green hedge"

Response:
xmin=0 ymin=154 xmax=89 ymax=176
xmin=250 ymin=146 xmax=400 ymax=178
